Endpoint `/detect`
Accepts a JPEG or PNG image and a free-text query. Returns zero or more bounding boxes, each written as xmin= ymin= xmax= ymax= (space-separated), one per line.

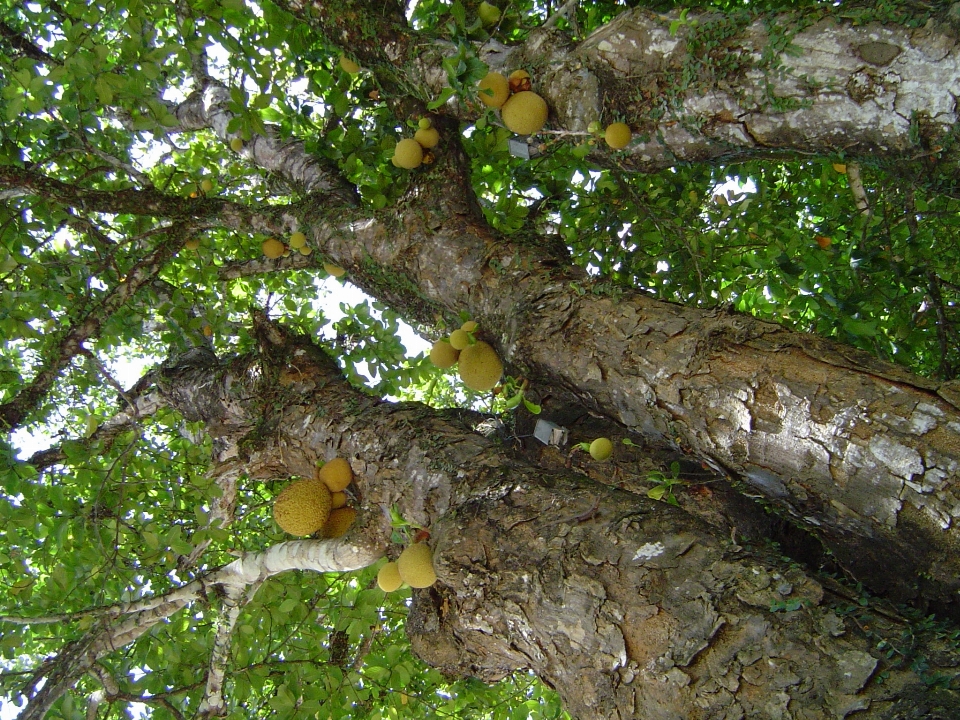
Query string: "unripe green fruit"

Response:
xmin=396 ymin=543 xmax=437 ymax=588
xmin=393 ymin=138 xmax=424 ymax=169
xmin=418 ymin=117 xmax=432 ymax=130
xmin=478 ymin=1 xmax=501 ymax=26
xmin=589 ymin=437 xmax=613 ymax=462
xmin=414 ymin=127 xmax=440 ymax=149
xmin=460 ymin=320 xmax=478 ymax=332
xmin=448 ymin=328 xmax=470 ymax=350
xmin=200 ymin=179 xmax=214 ymax=193
xmin=229 ymin=138 xmax=243 ymax=152
xmin=378 ymin=561 xmax=403 ymax=592
xmin=604 ymin=122 xmax=632 ymax=150
xmin=501 ymin=91 xmax=548 ymax=136
xmin=430 ymin=340 xmax=459 ymax=368
xmin=339 ymin=55 xmax=360 ymax=74
xmin=289 ymin=231 xmax=307 ymax=249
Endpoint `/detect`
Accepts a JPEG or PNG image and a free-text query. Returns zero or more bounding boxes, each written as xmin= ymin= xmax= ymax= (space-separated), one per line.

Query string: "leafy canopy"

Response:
xmin=1 ymin=0 xmax=959 ymax=718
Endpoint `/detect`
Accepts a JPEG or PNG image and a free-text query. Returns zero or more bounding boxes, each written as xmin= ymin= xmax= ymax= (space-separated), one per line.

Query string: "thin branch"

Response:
xmin=198 ymin=584 xmax=257 ymax=718
xmin=846 ymin=162 xmax=871 ymax=215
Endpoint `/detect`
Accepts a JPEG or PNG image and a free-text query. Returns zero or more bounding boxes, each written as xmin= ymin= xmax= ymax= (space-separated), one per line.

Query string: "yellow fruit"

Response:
xmin=418 ymin=117 xmax=432 ymax=130
xmin=273 ymin=478 xmax=332 ymax=536
xmin=262 ymin=238 xmax=285 ymax=259
xmin=200 ymin=179 xmax=214 ymax=193
xmin=478 ymin=1 xmax=501 ymax=26
xmin=321 ymin=507 xmax=357 ymax=538
xmin=430 ymin=340 xmax=459 ymax=368
xmin=458 ymin=341 xmax=502 ymax=392
xmin=318 ymin=457 xmax=353 ymax=492
xmin=477 ymin=72 xmax=509 ymax=108
xmin=289 ymin=231 xmax=307 ymax=249
xmin=324 ymin=262 xmax=346 ymax=277
xmin=229 ymin=137 xmax=243 ymax=152
xmin=377 ymin=561 xmax=403 ymax=592
xmin=460 ymin=320 xmax=478 ymax=333
xmin=414 ymin=127 xmax=440 ymax=149
xmin=184 ymin=238 xmax=201 ymax=251
xmin=589 ymin=437 xmax=613 ymax=461
xmin=299 ymin=245 xmax=313 ymax=256
xmin=501 ymin=91 xmax=548 ymax=135
xmin=507 ymin=69 xmax=532 ymax=93
xmin=448 ymin=328 xmax=470 ymax=350
xmin=339 ymin=55 xmax=361 ymax=74
xmin=202 ymin=324 xmax=213 ymax=337
xmin=833 ymin=163 xmax=847 ymax=174
xmin=330 ymin=491 xmax=348 ymax=509
xmin=604 ymin=122 xmax=632 ymax=150
xmin=396 ymin=543 xmax=437 ymax=588
xmin=393 ymin=138 xmax=423 ymax=169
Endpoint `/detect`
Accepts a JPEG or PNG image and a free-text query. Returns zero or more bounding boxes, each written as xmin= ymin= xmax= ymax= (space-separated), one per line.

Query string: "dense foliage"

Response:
xmin=2 ymin=0 xmax=959 ymax=718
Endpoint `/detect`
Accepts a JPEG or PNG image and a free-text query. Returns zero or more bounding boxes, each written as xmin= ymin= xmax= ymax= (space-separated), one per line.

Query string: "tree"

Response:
xmin=2 ymin=0 xmax=960 ymax=718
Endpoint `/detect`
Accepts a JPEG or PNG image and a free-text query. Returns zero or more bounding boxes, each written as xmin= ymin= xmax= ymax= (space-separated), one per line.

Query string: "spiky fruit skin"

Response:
xmin=321 ymin=507 xmax=357 ymax=538
xmin=604 ymin=122 xmax=632 ymax=150
xmin=273 ymin=478 xmax=332 ymax=536
xmin=393 ymin=138 xmax=423 ymax=169
xmin=589 ymin=437 xmax=614 ymax=462
xmin=318 ymin=457 xmax=353 ymax=492
xmin=458 ymin=341 xmax=503 ymax=392
xmin=414 ymin=127 xmax=439 ymax=149
xmin=324 ymin=263 xmax=346 ymax=277
xmin=289 ymin=231 xmax=307 ymax=249
xmin=448 ymin=328 xmax=470 ymax=350
xmin=330 ymin=491 xmax=348 ymax=509
xmin=339 ymin=55 xmax=360 ymax=74
xmin=262 ymin=238 xmax=285 ymax=259
xmin=229 ymin=138 xmax=243 ymax=152
xmin=478 ymin=1 xmax=501 ymax=26
xmin=460 ymin=320 xmax=478 ymax=333
xmin=397 ymin=543 xmax=437 ymax=588
xmin=501 ymin=91 xmax=548 ymax=135
xmin=430 ymin=340 xmax=459 ymax=369
xmin=378 ymin=561 xmax=403 ymax=592
xmin=478 ymin=72 xmax=509 ymax=108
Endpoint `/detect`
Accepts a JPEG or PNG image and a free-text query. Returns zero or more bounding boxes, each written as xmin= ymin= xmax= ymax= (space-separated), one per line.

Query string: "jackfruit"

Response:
xmin=478 ymin=1 xmax=500 ymax=26
xmin=318 ymin=457 xmax=353 ymax=492
xmin=589 ymin=437 xmax=613 ymax=462
xmin=321 ymin=507 xmax=357 ymax=538
xmin=273 ymin=478 xmax=332 ymax=536
xmin=478 ymin=72 xmax=509 ymax=108
xmin=324 ymin=263 xmax=346 ymax=277
xmin=229 ymin=137 xmax=244 ymax=152
xmin=377 ymin=561 xmax=403 ymax=592
xmin=604 ymin=122 xmax=632 ymax=150
xmin=460 ymin=320 xmax=478 ymax=333
xmin=501 ymin=91 xmax=548 ymax=135
xmin=339 ymin=55 xmax=360 ymax=74
xmin=396 ymin=543 xmax=437 ymax=588
xmin=414 ymin=127 xmax=440 ymax=149
xmin=331 ymin=491 xmax=348 ymax=509
xmin=448 ymin=328 xmax=470 ymax=350
xmin=289 ymin=231 xmax=307 ymax=249
xmin=430 ymin=340 xmax=459 ymax=368
xmin=458 ymin=341 xmax=502 ymax=392
xmin=393 ymin=138 xmax=423 ymax=169
xmin=262 ymin=238 xmax=285 ymax=259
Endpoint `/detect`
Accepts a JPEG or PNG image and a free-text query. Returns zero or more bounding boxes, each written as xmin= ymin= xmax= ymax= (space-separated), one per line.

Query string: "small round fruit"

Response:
xmin=448 ymin=328 xmax=470 ymax=350
xmin=289 ymin=231 xmax=307 ymax=249
xmin=418 ymin=117 xmax=432 ymax=131
xmin=396 ymin=543 xmax=437 ymax=588
xmin=507 ymin=69 xmax=532 ymax=93
xmin=478 ymin=72 xmax=509 ymax=108
xmin=587 ymin=120 xmax=602 ymax=135
xmin=604 ymin=122 xmax=632 ymax=150
xmin=430 ymin=340 xmax=459 ymax=369
xmin=273 ymin=478 xmax=332 ymax=536
xmin=460 ymin=320 xmax=478 ymax=333
xmin=262 ymin=238 xmax=285 ymax=259
xmin=298 ymin=245 xmax=313 ymax=256
xmin=414 ymin=127 xmax=439 ymax=149
xmin=339 ymin=55 xmax=361 ymax=74
xmin=458 ymin=340 xmax=503 ymax=392
xmin=318 ymin=457 xmax=353 ymax=492
xmin=330 ymin=491 xmax=348 ymax=509
xmin=589 ymin=437 xmax=614 ymax=462
xmin=184 ymin=238 xmax=201 ymax=251
xmin=378 ymin=561 xmax=403 ymax=592
xmin=478 ymin=1 xmax=501 ymax=26
xmin=200 ymin=179 xmax=214 ymax=193
xmin=321 ymin=507 xmax=357 ymax=538
xmin=501 ymin=91 xmax=548 ymax=135
xmin=229 ymin=137 xmax=243 ymax=152
xmin=393 ymin=138 xmax=424 ymax=169
xmin=324 ymin=262 xmax=346 ymax=277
